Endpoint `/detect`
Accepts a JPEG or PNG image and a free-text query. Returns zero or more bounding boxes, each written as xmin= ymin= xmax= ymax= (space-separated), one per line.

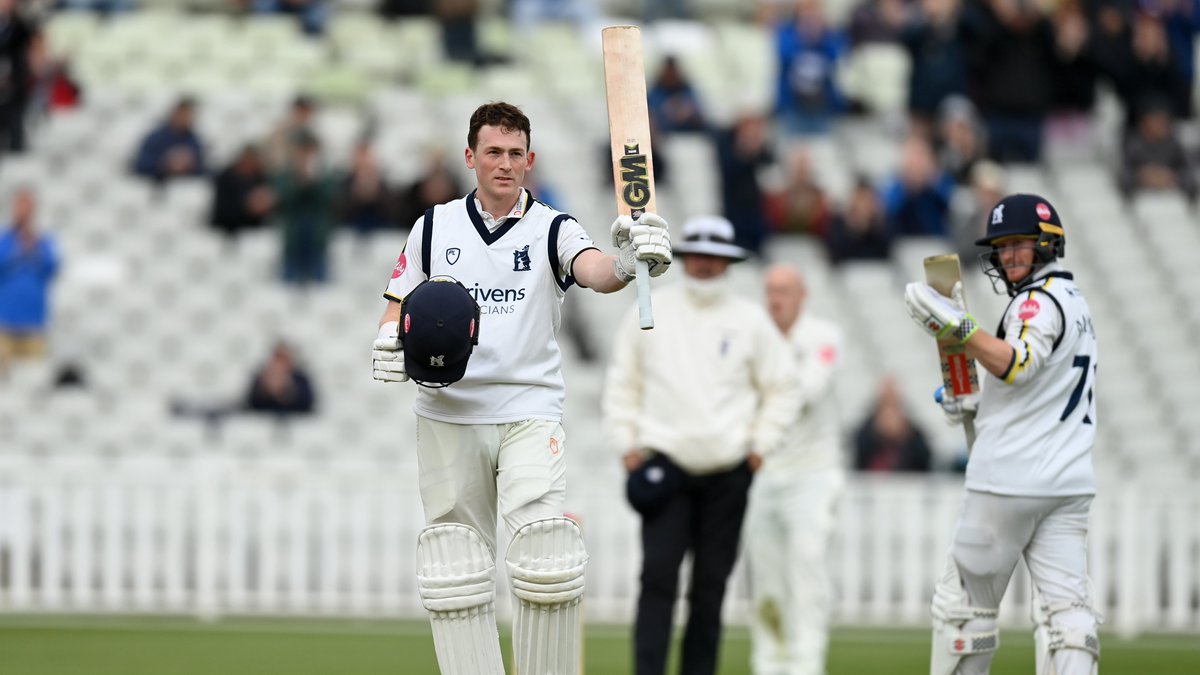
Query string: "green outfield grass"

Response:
xmin=0 ymin=616 xmax=1196 ymax=674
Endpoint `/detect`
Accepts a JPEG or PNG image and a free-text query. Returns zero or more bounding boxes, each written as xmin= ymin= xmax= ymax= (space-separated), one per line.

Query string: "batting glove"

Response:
xmin=904 ymin=281 xmax=979 ymax=344
xmin=611 ymin=213 xmax=671 ymax=282
xmin=934 ymin=386 xmax=979 ymax=425
xmin=372 ymin=320 xmax=408 ymax=383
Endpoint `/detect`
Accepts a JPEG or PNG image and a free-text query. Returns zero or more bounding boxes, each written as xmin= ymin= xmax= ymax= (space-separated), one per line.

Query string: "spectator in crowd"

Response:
xmin=1046 ymin=0 xmax=1098 ymax=153
xmin=397 ymin=150 xmax=463 ymax=228
xmin=377 ymin=0 xmax=428 ymax=19
xmin=1089 ymin=0 xmax=1133 ymax=93
xmin=604 ymin=215 xmax=800 ymax=675
xmin=211 ymin=144 xmax=274 ymax=238
xmin=57 ymin=0 xmax=134 ymax=11
xmin=523 ymin=167 xmax=563 ymax=211
xmin=0 ymin=188 xmax=58 ymax=374
xmin=647 ymin=55 xmax=707 ymax=135
xmin=773 ymin=0 xmax=848 ymax=135
xmin=0 ymin=0 xmax=36 ymax=155
xmin=509 ymin=0 xmax=599 ymax=33
xmin=434 ymin=0 xmax=482 ymax=64
xmin=643 ymin=0 xmax=690 ymax=21
xmin=882 ymin=134 xmax=954 ymax=237
xmin=771 ymin=144 xmax=832 ymax=236
xmin=249 ymin=0 xmax=328 ymax=36
xmin=717 ymin=111 xmax=776 ymax=257
xmin=847 ymin=0 xmax=908 ymax=46
xmin=340 ymin=138 xmax=394 ymax=235
xmin=854 ymin=376 xmax=933 ymax=472
xmin=1118 ymin=10 xmax=1191 ymax=124
xmin=964 ymin=0 xmax=1058 ymax=162
xmin=132 ymin=97 xmax=208 ymax=182
xmin=902 ymin=0 xmax=967 ymax=134
xmin=949 ymin=159 xmax=1006 ymax=259
xmin=25 ymin=30 xmax=82 ymax=122
xmin=273 ymin=131 xmax=338 ymax=285
xmin=826 ymin=176 xmax=892 ymax=263
xmin=937 ymin=95 xmax=986 ymax=186
xmin=1118 ymin=96 xmax=1197 ymax=200
xmin=244 ymin=341 xmax=315 ymax=416
xmin=1157 ymin=0 xmax=1198 ymax=119
xmin=264 ymin=94 xmax=317 ymax=174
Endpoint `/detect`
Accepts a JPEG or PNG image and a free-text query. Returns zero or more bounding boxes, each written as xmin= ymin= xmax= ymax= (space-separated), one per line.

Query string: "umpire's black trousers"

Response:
xmin=634 ymin=459 xmax=753 ymax=675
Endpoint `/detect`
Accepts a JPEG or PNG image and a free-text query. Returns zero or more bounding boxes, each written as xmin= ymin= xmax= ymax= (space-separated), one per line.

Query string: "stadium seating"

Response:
xmin=2 ymin=8 xmax=1197 ymax=488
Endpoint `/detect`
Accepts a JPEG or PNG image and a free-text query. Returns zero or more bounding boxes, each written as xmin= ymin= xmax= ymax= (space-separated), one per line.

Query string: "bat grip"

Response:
xmin=635 ymin=259 xmax=653 ymax=330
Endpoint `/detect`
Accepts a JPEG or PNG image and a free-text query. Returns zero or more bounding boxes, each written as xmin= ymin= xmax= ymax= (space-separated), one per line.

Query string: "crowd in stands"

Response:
xmin=0 ymin=0 xmax=1197 ymax=473
xmin=639 ymin=0 xmax=1199 ymax=259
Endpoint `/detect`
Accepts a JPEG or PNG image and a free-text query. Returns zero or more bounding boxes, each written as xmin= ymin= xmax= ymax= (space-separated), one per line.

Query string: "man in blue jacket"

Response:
xmin=0 ymin=188 xmax=58 ymax=374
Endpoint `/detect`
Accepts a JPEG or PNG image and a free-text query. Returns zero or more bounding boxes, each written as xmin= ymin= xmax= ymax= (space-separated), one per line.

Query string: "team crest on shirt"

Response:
xmin=1019 ymin=299 xmax=1041 ymax=321
xmin=513 ymin=245 xmax=532 ymax=272
xmin=446 ymin=248 xmax=461 ymax=265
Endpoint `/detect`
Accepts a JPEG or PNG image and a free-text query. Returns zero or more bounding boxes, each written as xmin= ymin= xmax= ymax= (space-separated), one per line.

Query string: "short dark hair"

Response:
xmin=467 ymin=102 xmax=531 ymax=151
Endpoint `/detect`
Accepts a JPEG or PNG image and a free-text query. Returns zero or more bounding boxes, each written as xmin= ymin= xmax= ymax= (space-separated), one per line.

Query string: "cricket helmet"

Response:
xmin=399 ymin=277 xmax=481 ymax=388
xmin=976 ymin=193 xmax=1065 ymax=295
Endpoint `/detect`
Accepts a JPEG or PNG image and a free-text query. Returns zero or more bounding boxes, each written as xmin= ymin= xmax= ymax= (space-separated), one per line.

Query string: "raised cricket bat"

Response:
xmin=602 ymin=25 xmax=656 ymax=330
xmin=925 ymin=254 xmax=980 ymax=451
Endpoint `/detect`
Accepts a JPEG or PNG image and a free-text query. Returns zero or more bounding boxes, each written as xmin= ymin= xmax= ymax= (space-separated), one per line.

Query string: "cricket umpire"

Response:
xmin=603 ymin=215 xmax=801 ymax=675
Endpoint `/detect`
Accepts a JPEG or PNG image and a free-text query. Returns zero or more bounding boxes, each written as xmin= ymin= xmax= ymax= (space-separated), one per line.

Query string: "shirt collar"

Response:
xmin=473 ymin=189 xmax=528 ymax=232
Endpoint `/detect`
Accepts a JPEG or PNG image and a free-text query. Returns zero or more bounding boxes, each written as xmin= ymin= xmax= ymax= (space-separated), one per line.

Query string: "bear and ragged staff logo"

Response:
xmin=513 ymin=245 xmax=532 ymax=272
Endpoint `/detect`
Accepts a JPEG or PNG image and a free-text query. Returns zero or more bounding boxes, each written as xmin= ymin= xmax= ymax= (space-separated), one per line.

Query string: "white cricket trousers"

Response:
xmin=950 ymin=490 xmax=1094 ymax=675
xmin=744 ymin=467 xmax=845 ymax=675
xmin=415 ymin=415 xmax=567 ymax=556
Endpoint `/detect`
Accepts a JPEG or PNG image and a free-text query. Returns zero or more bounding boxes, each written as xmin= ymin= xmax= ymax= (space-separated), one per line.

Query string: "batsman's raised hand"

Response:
xmin=905 ymin=281 xmax=979 ymax=344
xmin=611 ymin=213 xmax=672 ymax=282
xmin=372 ymin=320 xmax=408 ymax=383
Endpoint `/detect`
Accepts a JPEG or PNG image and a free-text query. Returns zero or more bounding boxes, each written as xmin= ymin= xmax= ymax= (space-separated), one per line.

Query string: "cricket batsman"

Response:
xmin=903 ymin=193 xmax=1100 ymax=675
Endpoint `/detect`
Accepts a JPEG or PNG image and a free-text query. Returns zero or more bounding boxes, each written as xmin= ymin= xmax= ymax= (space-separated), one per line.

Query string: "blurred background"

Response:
xmin=0 ymin=0 xmax=1198 ymax=672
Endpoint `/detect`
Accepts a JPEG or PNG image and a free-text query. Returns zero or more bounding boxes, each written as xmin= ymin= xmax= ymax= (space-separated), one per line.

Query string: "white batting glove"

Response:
xmin=904 ymin=282 xmax=979 ymax=344
xmin=934 ymin=385 xmax=978 ymax=425
xmin=611 ymin=213 xmax=672 ymax=282
xmin=372 ymin=320 xmax=408 ymax=383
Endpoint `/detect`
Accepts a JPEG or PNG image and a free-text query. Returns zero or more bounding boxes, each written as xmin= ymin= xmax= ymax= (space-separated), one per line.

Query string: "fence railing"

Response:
xmin=0 ymin=455 xmax=1195 ymax=637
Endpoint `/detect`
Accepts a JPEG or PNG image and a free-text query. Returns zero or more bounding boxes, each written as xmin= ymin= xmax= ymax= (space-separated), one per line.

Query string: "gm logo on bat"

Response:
xmin=620 ymin=142 xmax=651 ymax=214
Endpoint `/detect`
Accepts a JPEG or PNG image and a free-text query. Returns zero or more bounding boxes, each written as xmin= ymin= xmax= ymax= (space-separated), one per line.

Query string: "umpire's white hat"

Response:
xmin=672 ymin=216 xmax=750 ymax=261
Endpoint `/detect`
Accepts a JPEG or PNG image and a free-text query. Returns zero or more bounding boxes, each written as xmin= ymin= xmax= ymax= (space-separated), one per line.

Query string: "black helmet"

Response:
xmin=399 ymin=277 xmax=481 ymax=388
xmin=976 ymin=193 xmax=1065 ymax=295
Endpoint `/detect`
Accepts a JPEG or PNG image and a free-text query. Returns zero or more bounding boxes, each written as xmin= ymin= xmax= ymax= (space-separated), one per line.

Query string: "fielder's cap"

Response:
xmin=399 ymin=277 xmax=481 ymax=388
xmin=625 ymin=453 xmax=685 ymax=517
xmin=672 ymin=215 xmax=750 ymax=261
xmin=975 ymin=193 xmax=1064 ymax=247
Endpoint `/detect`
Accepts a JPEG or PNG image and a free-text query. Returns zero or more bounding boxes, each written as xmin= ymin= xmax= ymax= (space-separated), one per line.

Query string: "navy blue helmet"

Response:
xmin=399 ymin=277 xmax=481 ymax=387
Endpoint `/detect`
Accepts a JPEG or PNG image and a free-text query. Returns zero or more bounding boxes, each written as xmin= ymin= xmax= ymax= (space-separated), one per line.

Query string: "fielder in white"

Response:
xmin=371 ymin=102 xmax=672 ymax=675
xmin=904 ymin=193 xmax=1100 ymax=675
xmin=745 ymin=264 xmax=844 ymax=675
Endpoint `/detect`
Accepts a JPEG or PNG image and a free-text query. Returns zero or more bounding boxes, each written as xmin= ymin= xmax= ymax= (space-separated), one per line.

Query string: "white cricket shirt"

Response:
xmin=603 ymin=283 xmax=803 ymax=475
xmin=765 ymin=314 xmax=844 ymax=473
xmin=968 ymin=263 xmax=1098 ymax=496
xmin=384 ymin=189 xmax=598 ymax=424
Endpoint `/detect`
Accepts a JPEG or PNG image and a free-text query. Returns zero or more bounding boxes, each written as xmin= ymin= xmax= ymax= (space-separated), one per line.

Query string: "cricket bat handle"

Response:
xmin=963 ymin=412 xmax=977 ymax=453
xmin=635 ymin=259 xmax=653 ymax=329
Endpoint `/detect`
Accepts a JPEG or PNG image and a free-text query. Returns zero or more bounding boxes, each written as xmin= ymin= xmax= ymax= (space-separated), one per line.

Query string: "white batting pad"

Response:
xmin=1031 ymin=586 xmax=1099 ymax=675
xmin=505 ymin=517 xmax=589 ymax=675
xmin=415 ymin=523 xmax=505 ymax=675
xmin=930 ymin=554 xmax=998 ymax=675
